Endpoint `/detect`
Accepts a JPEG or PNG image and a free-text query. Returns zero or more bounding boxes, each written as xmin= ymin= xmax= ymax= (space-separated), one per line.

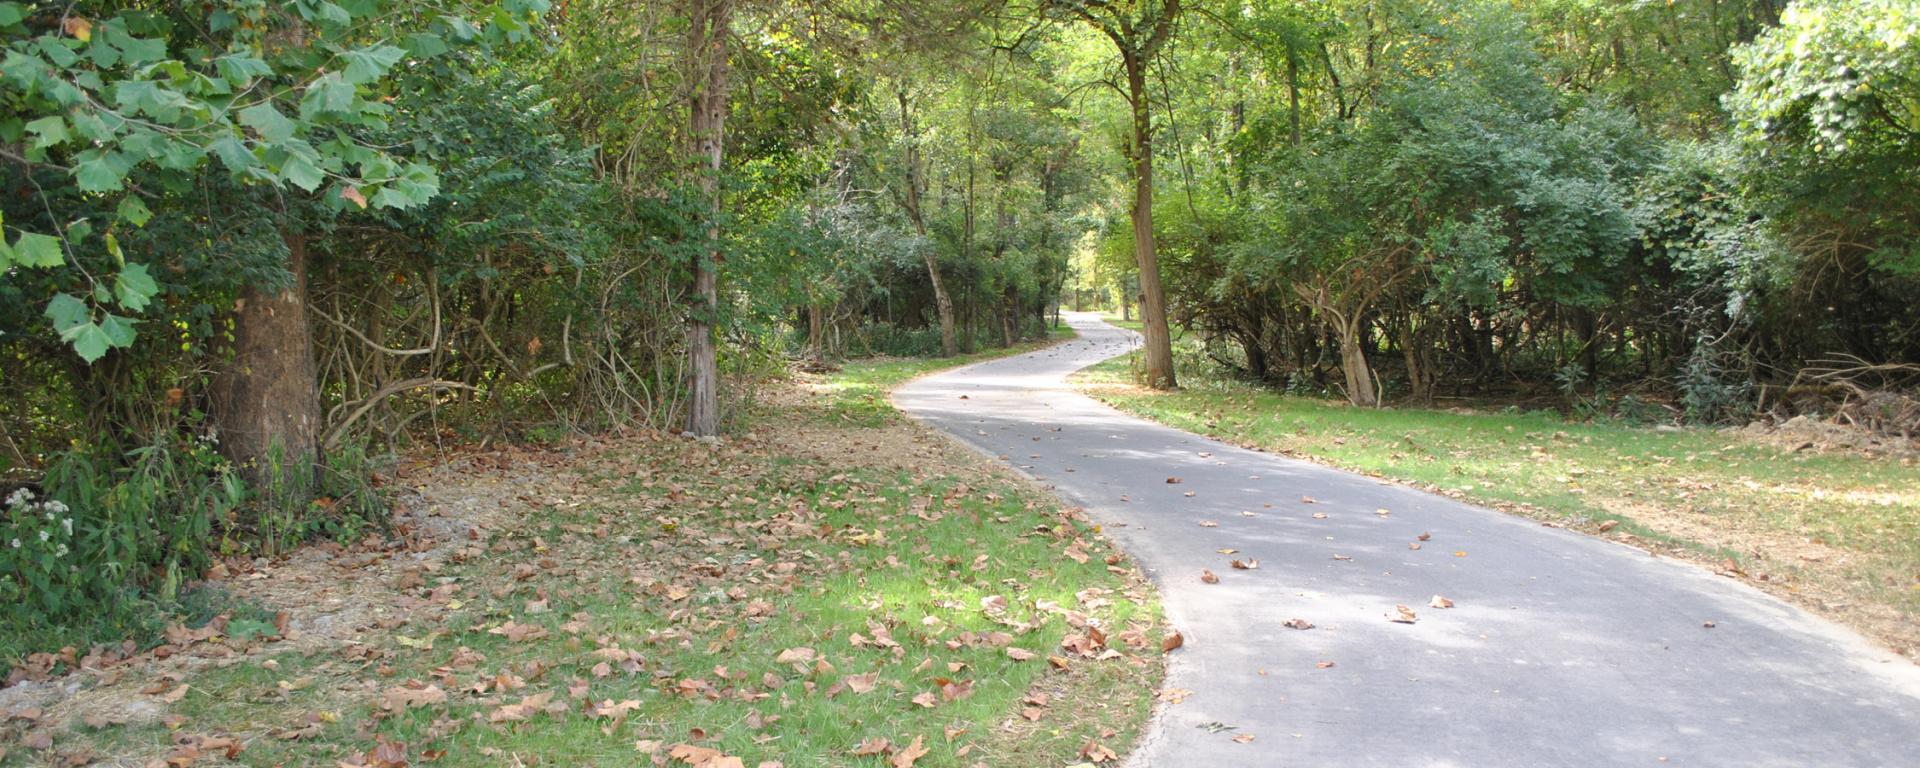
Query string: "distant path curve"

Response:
xmin=894 ymin=312 xmax=1920 ymax=767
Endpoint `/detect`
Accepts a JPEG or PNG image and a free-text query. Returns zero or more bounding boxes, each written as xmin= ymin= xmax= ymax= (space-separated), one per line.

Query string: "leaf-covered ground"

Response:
xmin=0 ymin=367 xmax=1165 ymax=767
xmin=1078 ymin=337 xmax=1919 ymax=658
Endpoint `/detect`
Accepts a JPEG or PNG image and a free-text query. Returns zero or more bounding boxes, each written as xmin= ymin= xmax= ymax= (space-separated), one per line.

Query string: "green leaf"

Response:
xmin=72 ymin=149 xmax=129 ymax=193
xmin=13 ymin=231 xmax=64 ymax=268
xmin=44 ymin=293 xmax=89 ymax=332
xmin=282 ymin=154 xmax=324 ymax=191
xmin=0 ymin=3 xmax=25 ymax=27
xmin=339 ymin=45 xmax=406 ymax=85
xmin=299 ymin=73 xmax=356 ymax=118
xmin=99 ymin=313 xmax=138 ymax=349
xmin=114 ymin=263 xmax=159 ymax=311
xmin=117 ymin=195 xmax=154 ymax=227
xmin=238 ymin=102 xmax=296 ymax=143
xmin=64 ymin=322 xmax=111 ymax=363
xmin=23 ymin=115 xmax=66 ymax=149
xmin=404 ymin=32 xmax=449 ymax=58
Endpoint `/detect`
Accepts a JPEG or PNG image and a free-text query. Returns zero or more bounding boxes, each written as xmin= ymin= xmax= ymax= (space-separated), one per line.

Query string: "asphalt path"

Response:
xmin=893 ymin=312 xmax=1920 ymax=767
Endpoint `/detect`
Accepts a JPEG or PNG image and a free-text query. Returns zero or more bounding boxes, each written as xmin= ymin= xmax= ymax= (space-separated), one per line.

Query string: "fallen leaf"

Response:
xmin=1428 ymin=595 xmax=1454 ymax=609
xmin=1315 ymin=660 xmax=1336 ymax=669
xmin=1390 ymin=605 xmax=1418 ymax=624
xmin=1311 ymin=512 xmax=1328 ymax=519
xmin=1160 ymin=632 xmax=1184 ymax=653
xmin=1230 ymin=558 xmax=1257 ymax=570
xmin=852 ymin=737 xmax=891 ymax=756
xmin=382 ymin=684 xmax=447 ymax=712
xmin=1166 ymin=477 xmax=1183 ymax=484
xmin=1283 ymin=618 xmax=1314 ymax=630
xmin=1005 ymin=647 xmax=1037 ymax=661
xmin=891 ymin=735 xmax=929 ymax=768
xmin=1079 ymin=739 xmax=1118 ymax=763
xmin=1598 ymin=520 xmax=1620 ymax=532
xmin=842 ymin=672 xmax=879 ymax=694
xmin=1232 ymin=733 xmax=1256 ymax=744
xmin=1417 ymin=532 xmax=1432 ymax=541
xmin=1200 ymin=569 xmax=1219 ymax=584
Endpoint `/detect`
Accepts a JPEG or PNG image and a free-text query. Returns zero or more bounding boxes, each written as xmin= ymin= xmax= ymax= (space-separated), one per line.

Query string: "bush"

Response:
xmin=1 ymin=435 xmax=239 ymax=654
xmin=1 ymin=435 xmax=389 ymax=661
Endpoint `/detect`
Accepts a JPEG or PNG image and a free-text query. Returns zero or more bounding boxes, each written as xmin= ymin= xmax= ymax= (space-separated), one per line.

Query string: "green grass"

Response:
xmin=817 ymin=325 xmax=1077 ymax=427
xmin=24 ymin=333 xmax=1165 ymax=767
xmin=1078 ymin=328 xmax=1920 ymax=656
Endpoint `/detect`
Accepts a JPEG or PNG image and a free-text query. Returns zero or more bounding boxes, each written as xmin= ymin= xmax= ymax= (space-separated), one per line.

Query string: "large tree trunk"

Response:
xmin=684 ymin=0 xmax=729 ymax=437
xmin=897 ymin=89 xmax=957 ymax=357
xmin=1126 ymin=55 xmax=1177 ymax=389
xmin=211 ymin=230 xmax=322 ymax=484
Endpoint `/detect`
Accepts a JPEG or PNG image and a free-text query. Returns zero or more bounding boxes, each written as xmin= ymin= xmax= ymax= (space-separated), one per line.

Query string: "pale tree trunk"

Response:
xmin=1126 ymin=53 xmax=1177 ymax=389
xmin=1337 ymin=318 xmax=1380 ymax=408
xmin=211 ymin=230 xmax=322 ymax=484
xmin=897 ymin=89 xmax=957 ymax=357
xmin=684 ymin=0 xmax=729 ymax=437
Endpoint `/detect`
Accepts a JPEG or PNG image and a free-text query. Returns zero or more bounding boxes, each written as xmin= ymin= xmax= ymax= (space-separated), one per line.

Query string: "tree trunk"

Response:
xmin=683 ymin=0 xmax=729 ymax=437
xmin=898 ymin=89 xmax=957 ymax=357
xmin=211 ymin=230 xmax=322 ymax=484
xmin=806 ymin=303 xmax=824 ymax=360
xmin=1127 ymin=55 xmax=1177 ymax=389
xmin=1338 ymin=319 xmax=1379 ymax=408
xmin=1399 ymin=322 xmax=1434 ymax=404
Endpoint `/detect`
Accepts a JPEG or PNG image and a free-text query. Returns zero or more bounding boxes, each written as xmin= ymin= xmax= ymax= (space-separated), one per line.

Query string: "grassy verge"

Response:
xmin=1078 ymin=324 xmax=1918 ymax=658
xmin=816 ymin=325 xmax=1077 ymax=427
xmin=9 ymin=334 xmax=1165 ymax=768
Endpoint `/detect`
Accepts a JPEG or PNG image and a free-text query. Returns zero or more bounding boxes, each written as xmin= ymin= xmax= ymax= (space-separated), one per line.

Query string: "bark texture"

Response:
xmin=211 ymin=231 xmax=322 ymax=482
xmin=684 ymin=0 xmax=730 ymax=437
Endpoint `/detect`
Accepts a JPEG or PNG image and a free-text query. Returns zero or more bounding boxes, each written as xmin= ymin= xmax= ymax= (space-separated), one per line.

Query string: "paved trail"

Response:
xmin=894 ymin=313 xmax=1920 ymax=768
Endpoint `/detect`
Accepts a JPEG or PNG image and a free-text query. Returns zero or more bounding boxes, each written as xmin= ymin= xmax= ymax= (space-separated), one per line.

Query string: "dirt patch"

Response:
xmin=1737 ymin=415 xmax=1920 ymax=460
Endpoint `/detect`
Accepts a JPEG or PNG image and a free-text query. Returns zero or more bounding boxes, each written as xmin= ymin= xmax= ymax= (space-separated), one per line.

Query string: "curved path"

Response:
xmin=894 ymin=313 xmax=1920 ymax=767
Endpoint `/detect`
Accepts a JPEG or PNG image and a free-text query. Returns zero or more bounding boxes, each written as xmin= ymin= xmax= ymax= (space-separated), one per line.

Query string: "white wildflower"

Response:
xmin=54 ymin=544 xmax=68 ymax=558
xmin=44 ymin=500 xmax=67 ymax=514
xmin=62 ymin=518 xmax=73 ymax=536
xmin=4 ymin=487 xmax=32 ymax=507
xmin=8 ymin=538 xmax=18 ymax=549
xmin=39 ymin=529 xmax=51 ymax=542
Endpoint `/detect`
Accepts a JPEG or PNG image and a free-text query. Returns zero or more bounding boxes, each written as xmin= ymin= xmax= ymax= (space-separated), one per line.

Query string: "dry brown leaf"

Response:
xmin=1200 ymin=569 xmax=1219 ymax=584
xmin=1390 ymin=605 xmax=1418 ymax=624
xmin=1161 ymin=631 xmax=1184 ymax=653
xmin=891 ymin=735 xmax=929 ymax=768
xmin=1079 ymin=739 xmax=1119 ymax=763
xmin=1428 ymin=595 xmax=1454 ymax=609
xmin=1283 ymin=618 xmax=1314 ymax=630
xmin=852 ymin=738 xmax=891 ymax=756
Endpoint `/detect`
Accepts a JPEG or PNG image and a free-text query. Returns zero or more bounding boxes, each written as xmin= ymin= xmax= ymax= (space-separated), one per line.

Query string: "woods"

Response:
xmin=2 ymin=0 xmax=1918 ymax=745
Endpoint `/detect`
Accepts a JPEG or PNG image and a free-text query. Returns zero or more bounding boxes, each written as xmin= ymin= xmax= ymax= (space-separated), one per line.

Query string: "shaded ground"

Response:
xmin=0 ymin=370 xmax=1165 ymax=767
xmin=896 ymin=313 xmax=1920 ymax=768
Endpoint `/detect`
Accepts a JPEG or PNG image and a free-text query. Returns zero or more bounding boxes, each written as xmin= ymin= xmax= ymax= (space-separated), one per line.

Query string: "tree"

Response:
xmin=682 ymin=0 xmax=731 ymax=437
xmin=1050 ymin=0 xmax=1182 ymax=388
xmin=1 ymin=1 xmax=538 ymax=477
xmin=894 ymin=86 xmax=959 ymax=356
